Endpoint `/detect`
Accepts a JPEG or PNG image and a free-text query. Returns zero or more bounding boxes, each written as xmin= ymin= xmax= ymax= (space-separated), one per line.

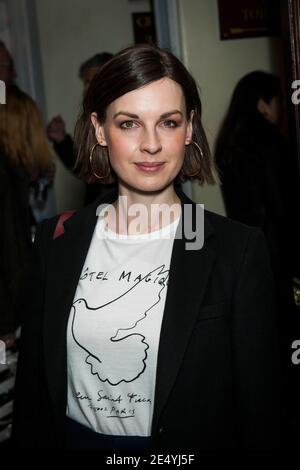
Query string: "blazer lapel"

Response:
xmin=151 ymin=192 xmax=216 ymax=433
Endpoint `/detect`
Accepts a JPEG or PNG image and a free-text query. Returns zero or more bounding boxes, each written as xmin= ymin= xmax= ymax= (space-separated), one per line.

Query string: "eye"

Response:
xmin=162 ymin=120 xmax=178 ymax=128
xmin=120 ymin=120 xmax=138 ymax=129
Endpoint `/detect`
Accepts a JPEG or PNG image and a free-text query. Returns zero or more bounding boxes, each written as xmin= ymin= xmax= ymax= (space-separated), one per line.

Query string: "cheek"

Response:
xmin=106 ymin=131 xmax=134 ymax=164
xmin=166 ymin=131 xmax=187 ymax=157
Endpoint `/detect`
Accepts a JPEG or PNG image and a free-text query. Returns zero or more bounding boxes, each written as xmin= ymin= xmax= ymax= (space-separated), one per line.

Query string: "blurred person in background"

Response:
xmin=47 ymin=52 xmax=114 ymax=204
xmin=215 ymin=71 xmax=300 ymax=447
xmin=0 ymin=85 xmax=54 ymax=347
xmin=215 ymin=71 xmax=299 ymax=293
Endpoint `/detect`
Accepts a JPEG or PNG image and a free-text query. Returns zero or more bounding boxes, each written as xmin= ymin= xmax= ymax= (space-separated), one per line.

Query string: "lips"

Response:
xmin=134 ymin=162 xmax=165 ymax=173
xmin=134 ymin=162 xmax=165 ymax=167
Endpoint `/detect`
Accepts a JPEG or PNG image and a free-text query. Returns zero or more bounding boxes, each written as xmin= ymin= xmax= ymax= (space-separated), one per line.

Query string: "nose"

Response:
xmin=140 ymin=127 xmax=162 ymax=154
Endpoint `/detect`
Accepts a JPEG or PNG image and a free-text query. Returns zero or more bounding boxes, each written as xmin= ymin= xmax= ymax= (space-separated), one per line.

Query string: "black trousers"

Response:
xmin=65 ymin=417 xmax=151 ymax=451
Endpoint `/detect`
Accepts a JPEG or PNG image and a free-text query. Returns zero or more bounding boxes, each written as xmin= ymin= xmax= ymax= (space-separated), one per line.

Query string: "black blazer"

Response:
xmin=12 ymin=188 xmax=280 ymax=450
xmin=0 ymin=153 xmax=32 ymax=335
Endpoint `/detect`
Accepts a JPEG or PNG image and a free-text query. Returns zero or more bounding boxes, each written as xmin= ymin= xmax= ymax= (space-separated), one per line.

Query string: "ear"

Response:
xmin=90 ymin=112 xmax=107 ymax=146
xmin=185 ymin=109 xmax=194 ymax=145
xmin=257 ymin=98 xmax=268 ymax=117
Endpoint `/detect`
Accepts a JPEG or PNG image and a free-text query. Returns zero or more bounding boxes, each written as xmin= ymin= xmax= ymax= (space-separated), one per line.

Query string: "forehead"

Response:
xmin=108 ymin=78 xmax=186 ymax=115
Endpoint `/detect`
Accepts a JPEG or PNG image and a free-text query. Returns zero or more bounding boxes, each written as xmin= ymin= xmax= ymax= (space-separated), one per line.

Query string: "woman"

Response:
xmin=216 ymin=72 xmax=300 ymax=448
xmin=215 ymin=71 xmax=299 ymax=285
xmin=0 ymin=85 xmax=53 ymax=347
xmin=13 ymin=45 xmax=279 ymax=451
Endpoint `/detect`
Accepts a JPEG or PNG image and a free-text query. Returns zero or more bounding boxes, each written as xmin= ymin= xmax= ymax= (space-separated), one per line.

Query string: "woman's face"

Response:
xmin=257 ymin=96 xmax=281 ymax=125
xmin=91 ymin=77 xmax=193 ymax=194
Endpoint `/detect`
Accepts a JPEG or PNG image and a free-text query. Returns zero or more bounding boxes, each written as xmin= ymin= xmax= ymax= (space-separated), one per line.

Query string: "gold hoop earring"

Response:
xmin=89 ymin=143 xmax=110 ymax=180
xmin=184 ymin=140 xmax=204 ymax=177
xmin=189 ymin=140 xmax=204 ymax=159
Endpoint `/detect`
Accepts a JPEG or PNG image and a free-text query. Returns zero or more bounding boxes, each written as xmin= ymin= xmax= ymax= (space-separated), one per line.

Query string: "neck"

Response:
xmin=106 ymin=183 xmax=182 ymax=235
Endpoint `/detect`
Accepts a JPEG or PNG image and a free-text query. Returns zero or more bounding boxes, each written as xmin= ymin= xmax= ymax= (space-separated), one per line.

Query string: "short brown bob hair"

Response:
xmin=74 ymin=43 xmax=215 ymax=185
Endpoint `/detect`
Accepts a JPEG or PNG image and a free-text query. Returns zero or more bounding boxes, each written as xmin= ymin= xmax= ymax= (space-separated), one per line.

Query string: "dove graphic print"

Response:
xmin=67 ymin=218 xmax=177 ymax=437
xmin=71 ymin=265 xmax=169 ymax=386
xmin=13 ymin=44 xmax=280 ymax=451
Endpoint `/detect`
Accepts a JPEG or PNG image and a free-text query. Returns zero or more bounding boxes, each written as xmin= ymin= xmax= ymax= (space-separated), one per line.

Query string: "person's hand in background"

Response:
xmin=47 ymin=115 xmax=66 ymax=144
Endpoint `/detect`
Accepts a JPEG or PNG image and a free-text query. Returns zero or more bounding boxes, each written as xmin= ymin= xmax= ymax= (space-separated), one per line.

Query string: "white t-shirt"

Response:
xmin=66 ymin=205 xmax=180 ymax=437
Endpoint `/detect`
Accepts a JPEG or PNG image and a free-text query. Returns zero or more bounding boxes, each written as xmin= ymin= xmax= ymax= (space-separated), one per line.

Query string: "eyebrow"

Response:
xmin=113 ymin=110 xmax=183 ymax=119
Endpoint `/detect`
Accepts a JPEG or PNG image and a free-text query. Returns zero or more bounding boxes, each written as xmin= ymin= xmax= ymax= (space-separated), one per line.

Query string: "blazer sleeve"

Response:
xmin=12 ymin=220 xmax=56 ymax=448
xmin=232 ymin=228 xmax=280 ymax=449
xmin=53 ymin=134 xmax=75 ymax=171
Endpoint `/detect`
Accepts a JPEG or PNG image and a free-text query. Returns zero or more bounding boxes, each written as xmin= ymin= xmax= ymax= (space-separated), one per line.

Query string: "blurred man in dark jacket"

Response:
xmin=47 ymin=52 xmax=115 ymax=204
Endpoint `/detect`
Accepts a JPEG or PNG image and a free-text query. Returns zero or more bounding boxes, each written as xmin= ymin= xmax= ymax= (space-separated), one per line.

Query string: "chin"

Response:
xmin=121 ymin=177 xmax=174 ymax=195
